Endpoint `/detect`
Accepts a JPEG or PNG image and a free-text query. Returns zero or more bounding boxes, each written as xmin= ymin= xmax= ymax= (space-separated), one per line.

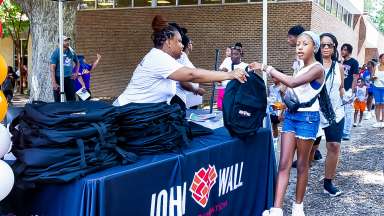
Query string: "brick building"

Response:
xmin=75 ymin=0 xmax=375 ymax=99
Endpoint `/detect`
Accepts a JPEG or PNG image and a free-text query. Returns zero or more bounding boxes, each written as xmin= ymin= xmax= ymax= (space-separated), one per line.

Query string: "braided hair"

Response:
xmin=151 ymin=15 xmax=179 ymax=49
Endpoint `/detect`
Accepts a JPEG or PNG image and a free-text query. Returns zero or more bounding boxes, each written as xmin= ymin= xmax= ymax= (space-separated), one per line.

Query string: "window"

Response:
xmin=348 ymin=14 xmax=353 ymax=27
xmin=331 ymin=0 xmax=337 ymax=16
xmin=115 ymin=0 xmax=132 ymax=7
xmin=226 ymin=0 xmax=247 ymax=3
xmin=178 ymin=0 xmax=197 ymax=5
xmin=337 ymin=4 xmax=343 ymax=20
xmin=80 ymin=0 xmax=96 ymax=9
xmin=97 ymin=0 xmax=114 ymax=8
xmin=325 ymin=0 xmax=331 ymax=12
xmin=343 ymin=9 xmax=348 ymax=24
xmin=134 ymin=0 xmax=151 ymax=6
xmin=157 ymin=0 xmax=176 ymax=6
xmin=201 ymin=0 xmax=221 ymax=4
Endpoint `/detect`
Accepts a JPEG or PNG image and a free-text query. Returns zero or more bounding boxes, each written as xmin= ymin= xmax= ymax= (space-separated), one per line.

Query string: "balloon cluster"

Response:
xmin=0 ymin=53 xmax=14 ymax=202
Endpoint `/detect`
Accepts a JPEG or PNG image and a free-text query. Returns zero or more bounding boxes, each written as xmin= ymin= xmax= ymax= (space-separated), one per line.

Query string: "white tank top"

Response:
xmin=320 ymin=62 xmax=345 ymax=127
xmin=292 ymin=62 xmax=324 ymax=112
xmin=374 ymin=66 xmax=384 ymax=88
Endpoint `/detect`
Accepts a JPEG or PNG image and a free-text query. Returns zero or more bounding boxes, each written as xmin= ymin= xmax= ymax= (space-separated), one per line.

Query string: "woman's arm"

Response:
xmin=249 ymin=62 xmax=323 ymax=88
xmin=168 ymin=67 xmax=248 ymax=83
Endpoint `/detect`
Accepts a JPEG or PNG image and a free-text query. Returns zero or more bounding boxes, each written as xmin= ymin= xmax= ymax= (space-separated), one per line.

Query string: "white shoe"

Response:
xmin=353 ymin=123 xmax=357 ymax=127
xmin=373 ymin=122 xmax=381 ymax=128
xmin=292 ymin=202 xmax=305 ymax=216
xmin=381 ymin=122 xmax=384 ymax=128
xmin=262 ymin=210 xmax=271 ymax=216
xmin=270 ymin=208 xmax=284 ymax=216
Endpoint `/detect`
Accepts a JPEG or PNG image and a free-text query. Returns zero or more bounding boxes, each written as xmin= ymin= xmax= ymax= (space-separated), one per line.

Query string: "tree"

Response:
xmin=0 ymin=0 xmax=30 ymax=93
xmin=365 ymin=0 xmax=384 ymax=32
xmin=14 ymin=0 xmax=78 ymax=102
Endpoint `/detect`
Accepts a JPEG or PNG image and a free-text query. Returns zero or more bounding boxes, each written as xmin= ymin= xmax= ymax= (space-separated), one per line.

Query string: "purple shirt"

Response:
xmin=73 ymin=63 xmax=92 ymax=91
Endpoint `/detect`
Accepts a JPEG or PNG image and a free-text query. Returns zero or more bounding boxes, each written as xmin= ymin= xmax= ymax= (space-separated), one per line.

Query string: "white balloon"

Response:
xmin=0 ymin=160 xmax=14 ymax=201
xmin=0 ymin=124 xmax=11 ymax=158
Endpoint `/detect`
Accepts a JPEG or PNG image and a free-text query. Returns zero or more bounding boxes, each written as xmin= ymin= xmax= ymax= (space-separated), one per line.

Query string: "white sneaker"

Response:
xmin=373 ymin=122 xmax=381 ymax=128
xmin=381 ymin=122 xmax=384 ymax=128
xmin=292 ymin=202 xmax=305 ymax=216
xmin=270 ymin=208 xmax=284 ymax=216
xmin=262 ymin=210 xmax=270 ymax=216
xmin=353 ymin=123 xmax=357 ymax=127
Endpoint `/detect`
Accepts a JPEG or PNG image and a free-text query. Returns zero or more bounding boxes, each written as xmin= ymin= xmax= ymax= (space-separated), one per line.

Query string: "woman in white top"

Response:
xmin=113 ymin=15 xmax=247 ymax=106
xmin=315 ymin=33 xmax=345 ymax=197
xmin=251 ymin=31 xmax=324 ymax=216
xmin=170 ymin=26 xmax=206 ymax=111
xmin=372 ymin=53 xmax=384 ymax=127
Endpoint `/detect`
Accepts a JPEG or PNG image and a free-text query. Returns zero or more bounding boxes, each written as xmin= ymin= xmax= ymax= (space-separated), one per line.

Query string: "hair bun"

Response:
xmin=152 ymin=15 xmax=168 ymax=32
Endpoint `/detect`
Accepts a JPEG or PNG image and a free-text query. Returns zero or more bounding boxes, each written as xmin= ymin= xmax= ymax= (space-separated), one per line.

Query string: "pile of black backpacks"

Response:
xmin=10 ymin=101 xmax=192 ymax=187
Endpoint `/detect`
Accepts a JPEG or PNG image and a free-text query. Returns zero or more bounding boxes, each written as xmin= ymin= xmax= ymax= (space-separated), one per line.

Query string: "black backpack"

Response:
xmin=223 ymin=71 xmax=267 ymax=138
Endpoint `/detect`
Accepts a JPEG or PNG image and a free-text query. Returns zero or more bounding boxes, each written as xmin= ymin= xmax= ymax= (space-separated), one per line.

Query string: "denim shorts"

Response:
xmin=373 ymin=86 xmax=384 ymax=104
xmin=282 ymin=111 xmax=320 ymax=140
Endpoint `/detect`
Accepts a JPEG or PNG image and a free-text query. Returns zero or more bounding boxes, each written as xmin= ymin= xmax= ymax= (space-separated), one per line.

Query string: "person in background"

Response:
xmin=340 ymin=43 xmax=359 ymax=140
xmin=217 ymin=43 xmax=246 ymax=110
xmin=287 ymin=25 xmax=306 ymax=74
xmin=73 ymin=54 xmax=101 ymax=99
xmin=113 ymin=15 xmax=247 ymax=107
xmin=316 ymin=33 xmax=345 ymax=197
xmin=1 ymin=66 xmax=18 ymax=103
xmin=169 ymin=24 xmax=206 ymax=111
xmin=353 ymin=78 xmax=367 ymax=127
xmin=268 ymin=76 xmax=285 ymax=149
xmin=253 ymin=31 xmax=324 ymax=216
xmin=362 ymin=61 xmax=375 ymax=119
xmin=372 ymin=53 xmax=384 ymax=127
xmin=50 ymin=36 xmax=79 ymax=102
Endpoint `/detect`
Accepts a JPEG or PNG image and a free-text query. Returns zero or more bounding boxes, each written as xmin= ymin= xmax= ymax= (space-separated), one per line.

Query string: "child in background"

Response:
xmin=74 ymin=53 xmax=101 ymax=99
xmin=268 ymin=76 xmax=285 ymax=148
xmin=353 ymin=78 xmax=368 ymax=127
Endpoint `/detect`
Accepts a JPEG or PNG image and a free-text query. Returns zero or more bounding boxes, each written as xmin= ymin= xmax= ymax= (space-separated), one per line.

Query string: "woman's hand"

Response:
xmin=229 ymin=68 xmax=248 ymax=83
xmin=248 ymin=62 xmax=263 ymax=71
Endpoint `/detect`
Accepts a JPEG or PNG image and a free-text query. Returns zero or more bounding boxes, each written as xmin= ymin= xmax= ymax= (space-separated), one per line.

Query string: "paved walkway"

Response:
xmin=280 ymin=115 xmax=384 ymax=215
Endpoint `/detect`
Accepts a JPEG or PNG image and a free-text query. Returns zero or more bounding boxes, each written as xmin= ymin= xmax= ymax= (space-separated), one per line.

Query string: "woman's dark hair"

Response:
xmin=341 ymin=43 xmax=353 ymax=54
xmin=288 ymin=25 xmax=305 ymax=36
xmin=151 ymin=15 xmax=179 ymax=49
xmin=7 ymin=66 xmax=14 ymax=74
xmin=379 ymin=53 xmax=384 ymax=60
xmin=315 ymin=33 xmax=339 ymax=64
xmin=181 ymin=34 xmax=190 ymax=51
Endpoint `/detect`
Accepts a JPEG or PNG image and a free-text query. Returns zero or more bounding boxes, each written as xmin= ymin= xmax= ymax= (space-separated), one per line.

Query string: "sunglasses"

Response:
xmin=320 ymin=43 xmax=334 ymax=49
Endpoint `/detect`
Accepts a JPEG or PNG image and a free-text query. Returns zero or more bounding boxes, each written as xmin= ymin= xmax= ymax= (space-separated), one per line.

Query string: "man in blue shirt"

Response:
xmin=50 ymin=36 xmax=79 ymax=102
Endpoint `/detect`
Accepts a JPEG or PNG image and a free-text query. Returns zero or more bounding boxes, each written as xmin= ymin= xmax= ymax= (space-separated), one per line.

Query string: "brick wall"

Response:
xmin=310 ymin=3 xmax=358 ymax=59
xmin=75 ymin=2 xmax=313 ymax=98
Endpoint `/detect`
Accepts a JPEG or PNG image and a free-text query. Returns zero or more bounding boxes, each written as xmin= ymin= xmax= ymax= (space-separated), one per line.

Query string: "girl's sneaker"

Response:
xmin=292 ymin=202 xmax=305 ymax=216
xmin=373 ymin=122 xmax=381 ymax=128
xmin=263 ymin=208 xmax=284 ymax=216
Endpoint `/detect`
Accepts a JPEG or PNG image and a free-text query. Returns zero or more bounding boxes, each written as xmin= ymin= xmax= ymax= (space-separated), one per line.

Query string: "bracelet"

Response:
xmin=266 ymin=66 xmax=274 ymax=75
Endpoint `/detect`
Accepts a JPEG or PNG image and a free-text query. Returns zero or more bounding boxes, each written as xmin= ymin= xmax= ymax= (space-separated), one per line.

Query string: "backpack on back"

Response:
xmin=223 ymin=71 xmax=267 ymax=138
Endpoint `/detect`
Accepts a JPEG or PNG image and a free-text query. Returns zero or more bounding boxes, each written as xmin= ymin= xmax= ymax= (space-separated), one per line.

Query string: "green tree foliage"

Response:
xmin=365 ymin=0 xmax=384 ymax=32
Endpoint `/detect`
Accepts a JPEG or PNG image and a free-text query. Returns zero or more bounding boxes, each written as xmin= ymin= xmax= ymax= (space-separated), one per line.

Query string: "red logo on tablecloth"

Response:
xmin=189 ymin=165 xmax=217 ymax=208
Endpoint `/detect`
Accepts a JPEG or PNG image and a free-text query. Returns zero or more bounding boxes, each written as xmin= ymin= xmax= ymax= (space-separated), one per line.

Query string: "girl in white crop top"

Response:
xmin=250 ymin=31 xmax=324 ymax=216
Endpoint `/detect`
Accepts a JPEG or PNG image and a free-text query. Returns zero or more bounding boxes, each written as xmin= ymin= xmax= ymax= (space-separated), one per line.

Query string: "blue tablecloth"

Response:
xmin=24 ymin=127 xmax=276 ymax=216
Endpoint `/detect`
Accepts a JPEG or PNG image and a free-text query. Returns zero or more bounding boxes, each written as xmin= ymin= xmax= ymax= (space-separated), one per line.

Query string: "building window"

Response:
xmin=325 ymin=0 xmax=331 ymax=12
xmin=201 ymin=0 xmax=221 ymax=4
xmin=343 ymin=9 xmax=348 ymax=24
xmin=97 ymin=0 xmax=114 ymax=8
xmin=156 ymin=0 xmax=176 ymax=6
xmin=337 ymin=4 xmax=343 ymax=20
xmin=331 ymin=0 xmax=337 ymax=16
xmin=115 ymin=0 xmax=132 ymax=7
xmin=80 ymin=0 xmax=96 ymax=9
xmin=348 ymin=14 xmax=353 ymax=27
xmin=226 ymin=0 xmax=247 ymax=4
xmin=179 ymin=0 xmax=197 ymax=5
xmin=134 ymin=0 xmax=151 ymax=6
